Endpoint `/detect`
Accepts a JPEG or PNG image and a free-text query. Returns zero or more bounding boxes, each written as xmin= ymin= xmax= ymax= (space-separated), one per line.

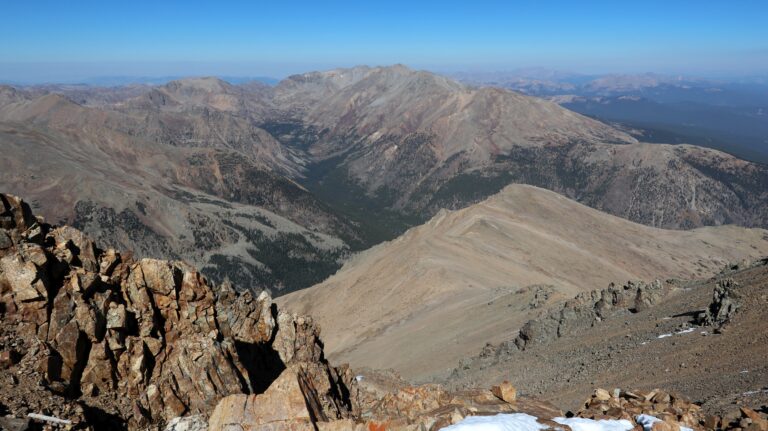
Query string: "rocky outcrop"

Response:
xmin=208 ymin=367 xmax=313 ymax=430
xmin=208 ymin=364 xmax=349 ymax=431
xmin=348 ymin=377 xmax=565 ymax=431
xmin=696 ymin=278 xmax=740 ymax=329
xmin=0 ymin=194 xmax=356 ymax=430
xmin=514 ymin=280 xmax=666 ymax=350
xmin=575 ymin=387 xmax=768 ymax=431
xmin=578 ymin=388 xmax=710 ymax=430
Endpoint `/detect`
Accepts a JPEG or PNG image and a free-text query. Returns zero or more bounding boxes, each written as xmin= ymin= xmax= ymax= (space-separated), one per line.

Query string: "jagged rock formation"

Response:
xmin=514 ymin=280 xmax=665 ymax=350
xmin=456 ymin=279 xmax=670 ymax=373
xmin=695 ymin=278 xmax=741 ymax=329
xmin=208 ymin=365 xmax=354 ymax=431
xmin=0 ymin=194 xmax=356 ymax=429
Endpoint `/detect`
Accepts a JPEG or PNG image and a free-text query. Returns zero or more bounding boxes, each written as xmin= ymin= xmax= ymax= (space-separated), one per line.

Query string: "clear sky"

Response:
xmin=1 ymin=0 xmax=767 ymax=82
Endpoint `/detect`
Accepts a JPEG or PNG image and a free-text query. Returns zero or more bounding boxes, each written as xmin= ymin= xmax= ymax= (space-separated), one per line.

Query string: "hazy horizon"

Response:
xmin=1 ymin=0 xmax=767 ymax=84
xmin=3 ymin=61 xmax=768 ymax=86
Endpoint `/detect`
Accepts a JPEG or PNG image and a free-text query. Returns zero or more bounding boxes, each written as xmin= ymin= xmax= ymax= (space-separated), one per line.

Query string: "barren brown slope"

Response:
xmin=278 ymin=185 xmax=768 ymax=379
xmin=0 ymin=93 xmax=357 ymax=293
xmin=445 ymin=261 xmax=768 ymax=416
xmin=275 ymin=65 xmax=634 ymax=159
xmin=273 ymin=65 xmax=768 ymax=230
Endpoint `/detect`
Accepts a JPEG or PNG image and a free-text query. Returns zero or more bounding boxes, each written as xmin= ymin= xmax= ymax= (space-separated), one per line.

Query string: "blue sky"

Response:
xmin=1 ymin=0 xmax=767 ymax=82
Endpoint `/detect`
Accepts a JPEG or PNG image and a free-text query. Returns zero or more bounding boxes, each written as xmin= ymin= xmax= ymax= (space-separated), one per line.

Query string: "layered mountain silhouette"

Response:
xmin=2 ymin=65 xmax=767 ymax=292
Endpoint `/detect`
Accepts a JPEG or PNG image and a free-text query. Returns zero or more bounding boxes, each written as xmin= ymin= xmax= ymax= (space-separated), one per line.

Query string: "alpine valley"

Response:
xmin=1 ymin=65 xmax=767 ymax=295
xmin=1 ymin=64 xmax=768 ymax=431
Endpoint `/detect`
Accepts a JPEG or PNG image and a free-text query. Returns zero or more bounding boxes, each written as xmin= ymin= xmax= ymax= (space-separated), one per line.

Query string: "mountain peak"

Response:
xmin=373 ymin=63 xmax=413 ymax=74
xmin=279 ymin=64 xmax=442 ymax=93
xmin=164 ymin=76 xmax=233 ymax=93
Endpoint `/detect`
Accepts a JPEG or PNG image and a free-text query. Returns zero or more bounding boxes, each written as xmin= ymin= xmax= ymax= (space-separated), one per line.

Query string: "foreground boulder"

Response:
xmin=0 ymin=193 xmax=356 ymax=429
xmin=208 ymin=365 xmax=321 ymax=431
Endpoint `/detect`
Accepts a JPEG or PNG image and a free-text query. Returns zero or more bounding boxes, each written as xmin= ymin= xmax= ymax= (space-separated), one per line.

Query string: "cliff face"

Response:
xmin=0 ymin=193 xmax=356 ymax=429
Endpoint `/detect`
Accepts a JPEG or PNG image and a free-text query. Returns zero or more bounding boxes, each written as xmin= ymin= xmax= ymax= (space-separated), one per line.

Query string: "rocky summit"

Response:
xmin=0 ymin=193 xmax=355 ymax=429
xmin=3 ymin=2 xmax=768 ymax=430
xmin=3 ymin=185 xmax=768 ymax=431
xmin=2 ymin=193 xmax=767 ymax=430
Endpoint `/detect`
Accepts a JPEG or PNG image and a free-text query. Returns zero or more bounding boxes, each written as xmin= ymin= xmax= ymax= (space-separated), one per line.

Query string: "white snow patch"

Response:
xmin=554 ymin=417 xmax=634 ymax=431
xmin=742 ymin=389 xmax=768 ymax=396
xmin=657 ymin=327 xmax=695 ymax=339
xmin=636 ymin=414 xmax=693 ymax=431
xmin=442 ymin=413 xmax=546 ymax=431
xmin=443 ymin=413 xmax=634 ymax=431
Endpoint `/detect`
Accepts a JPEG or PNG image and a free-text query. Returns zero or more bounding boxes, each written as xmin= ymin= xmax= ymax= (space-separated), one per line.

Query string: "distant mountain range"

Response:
xmin=1 ymin=75 xmax=281 ymax=87
xmin=2 ymin=65 xmax=768 ymax=294
xmin=453 ymin=69 xmax=768 ymax=163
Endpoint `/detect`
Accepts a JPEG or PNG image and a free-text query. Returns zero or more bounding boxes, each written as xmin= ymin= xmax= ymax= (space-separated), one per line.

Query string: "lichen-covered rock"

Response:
xmin=515 ymin=279 xmax=667 ymax=350
xmin=164 ymin=415 xmax=208 ymax=431
xmin=696 ymin=278 xmax=740 ymax=328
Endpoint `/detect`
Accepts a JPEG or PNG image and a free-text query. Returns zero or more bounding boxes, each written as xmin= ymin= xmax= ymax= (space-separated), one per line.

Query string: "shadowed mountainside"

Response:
xmin=0 ymin=88 xmax=355 ymax=294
